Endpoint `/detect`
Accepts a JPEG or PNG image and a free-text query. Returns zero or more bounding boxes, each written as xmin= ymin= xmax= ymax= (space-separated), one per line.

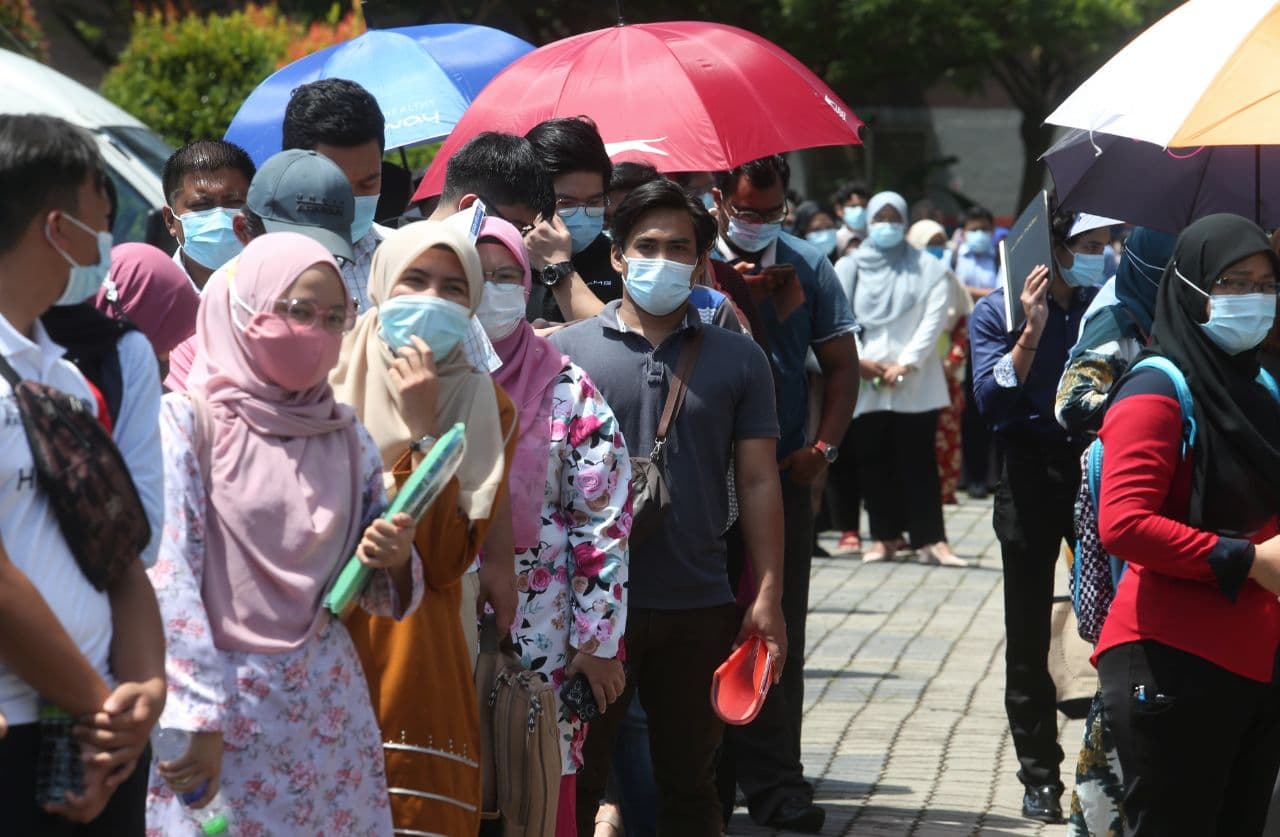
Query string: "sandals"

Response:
xmin=831 ymin=531 xmax=862 ymax=555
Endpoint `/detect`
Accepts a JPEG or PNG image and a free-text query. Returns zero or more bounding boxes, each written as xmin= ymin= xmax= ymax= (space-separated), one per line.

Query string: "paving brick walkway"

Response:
xmin=727 ymin=496 xmax=1085 ymax=836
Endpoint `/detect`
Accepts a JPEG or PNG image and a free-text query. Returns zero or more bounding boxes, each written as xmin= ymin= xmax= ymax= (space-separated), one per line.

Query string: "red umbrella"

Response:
xmin=412 ymin=20 xmax=862 ymax=201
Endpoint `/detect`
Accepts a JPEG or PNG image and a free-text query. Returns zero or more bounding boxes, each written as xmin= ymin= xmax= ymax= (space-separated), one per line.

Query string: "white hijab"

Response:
xmin=838 ymin=191 xmax=945 ymax=327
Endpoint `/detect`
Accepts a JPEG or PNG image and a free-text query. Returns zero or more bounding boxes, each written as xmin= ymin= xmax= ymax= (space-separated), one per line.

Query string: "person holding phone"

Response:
xmin=970 ymin=208 xmax=1110 ymax=823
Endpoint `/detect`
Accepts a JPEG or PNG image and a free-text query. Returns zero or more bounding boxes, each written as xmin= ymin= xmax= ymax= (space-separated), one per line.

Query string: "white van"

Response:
xmin=0 ymin=48 xmax=172 ymax=249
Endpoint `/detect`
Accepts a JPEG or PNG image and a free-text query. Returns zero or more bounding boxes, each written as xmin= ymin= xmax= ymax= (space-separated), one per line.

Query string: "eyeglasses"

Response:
xmin=483 ymin=266 xmax=525 ymax=284
xmin=271 ymin=298 xmax=357 ymax=334
xmin=555 ymin=195 xmax=608 ymax=219
xmin=1213 ymin=276 xmax=1280 ymax=296
xmin=723 ymin=200 xmax=788 ymax=226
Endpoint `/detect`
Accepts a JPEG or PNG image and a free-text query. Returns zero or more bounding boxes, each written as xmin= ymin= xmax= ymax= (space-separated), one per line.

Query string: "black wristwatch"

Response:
xmin=540 ymin=261 xmax=575 ymax=288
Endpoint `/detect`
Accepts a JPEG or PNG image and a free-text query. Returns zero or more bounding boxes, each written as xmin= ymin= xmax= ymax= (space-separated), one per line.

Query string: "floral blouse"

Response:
xmin=510 ymin=363 xmax=631 ymax=773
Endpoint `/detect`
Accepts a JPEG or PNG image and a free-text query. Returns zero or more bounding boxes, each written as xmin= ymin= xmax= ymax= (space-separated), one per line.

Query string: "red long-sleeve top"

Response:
xmin=1094 ymin=366 xmax=1280 ymax=682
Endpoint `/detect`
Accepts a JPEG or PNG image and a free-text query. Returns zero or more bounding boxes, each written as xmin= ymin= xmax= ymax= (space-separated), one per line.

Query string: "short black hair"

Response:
xmin=0 ymin=114 xmax=105 ymax=253
xmin=1051 ymin=206 xmax=1089 ymax=247
xmin=609 ymin=161 xmax=660 ymax=194
xmin=161 ymin=140 xmax=255 ymax=206
xmin=964 ymin=205 xmax=995 ymax=226
xmin=714 ymin=154 xmax=790 ymax=196
xmin=525 ymin=117 xmax=612 ymax=189
xmin=611 ymin=178 xmax=717 ymax=256
xmin=441 ymin=132 xmax=554 ymax=217
xmin=282 ymin=78 xmax=385 ymax=153
xmin=240 ymin=206 xmax=266 ymax=239
xmin=835 ymin=181 xmax=870 ymax=204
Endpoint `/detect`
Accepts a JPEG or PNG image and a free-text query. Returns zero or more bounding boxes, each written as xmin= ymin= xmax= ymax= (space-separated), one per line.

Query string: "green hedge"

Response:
xmin=101 ymin=6 xmax=298 ymax=147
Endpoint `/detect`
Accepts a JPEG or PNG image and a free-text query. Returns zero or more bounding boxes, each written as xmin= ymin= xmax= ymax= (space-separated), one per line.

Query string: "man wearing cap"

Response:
xmin=969 ymin=209 xmax=1112 ymax=824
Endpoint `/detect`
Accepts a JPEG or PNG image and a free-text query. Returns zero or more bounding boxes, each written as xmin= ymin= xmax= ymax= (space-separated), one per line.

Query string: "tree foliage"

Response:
xmin=0 ymin=0 xmax=49 ymax=61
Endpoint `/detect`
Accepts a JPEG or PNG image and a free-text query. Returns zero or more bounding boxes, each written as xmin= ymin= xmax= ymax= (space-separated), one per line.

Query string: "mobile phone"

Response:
xmin=559 ymin=672 xmax=601 ymax=722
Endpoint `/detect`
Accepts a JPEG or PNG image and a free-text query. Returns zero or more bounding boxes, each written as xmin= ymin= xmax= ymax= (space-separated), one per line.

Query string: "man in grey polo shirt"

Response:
xmin=554 ymin=179 xmax=786 ymax=836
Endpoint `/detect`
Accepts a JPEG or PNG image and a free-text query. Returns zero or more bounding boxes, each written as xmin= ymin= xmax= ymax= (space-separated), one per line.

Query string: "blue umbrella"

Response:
xmin=225 ymin=24 xmax=535 ymax=166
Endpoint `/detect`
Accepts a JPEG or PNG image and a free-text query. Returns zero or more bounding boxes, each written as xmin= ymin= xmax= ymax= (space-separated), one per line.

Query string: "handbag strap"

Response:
xmin=652 ymin=328 xmax=705 ymax=460
xmin=0 ymin=353 xmax=24 ymax=390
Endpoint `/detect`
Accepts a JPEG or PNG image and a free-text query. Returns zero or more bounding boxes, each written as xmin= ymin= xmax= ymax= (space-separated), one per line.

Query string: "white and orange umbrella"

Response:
xmin=1047 ymin=0 xmax=1280 ymax=147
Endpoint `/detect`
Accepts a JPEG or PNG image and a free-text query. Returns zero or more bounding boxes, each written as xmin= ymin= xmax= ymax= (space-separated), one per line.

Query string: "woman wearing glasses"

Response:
xmin=331 ymin=221 xmax=518 ymax=836
xmin=1093 ymin=214 xmax=1280 ymax=836
xmin=145 ymin=233 xmax=418 ymax=835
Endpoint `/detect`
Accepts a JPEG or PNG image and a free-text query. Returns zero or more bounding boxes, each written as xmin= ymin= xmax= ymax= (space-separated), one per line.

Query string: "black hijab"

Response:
xmin=1144 ymin=213 xmax=1280 ymax=536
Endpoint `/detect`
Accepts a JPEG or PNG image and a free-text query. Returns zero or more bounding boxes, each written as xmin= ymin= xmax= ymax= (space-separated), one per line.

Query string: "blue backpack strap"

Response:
xmin=1131 ymin=356 xmax=1196 ymax=454
xmin=1257 ymin=368 xmax=1280 ymax=402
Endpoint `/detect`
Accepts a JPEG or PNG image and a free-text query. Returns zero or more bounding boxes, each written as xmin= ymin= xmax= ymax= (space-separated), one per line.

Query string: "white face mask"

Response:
xmin=475 ymin=282 xmax=527 ymax=341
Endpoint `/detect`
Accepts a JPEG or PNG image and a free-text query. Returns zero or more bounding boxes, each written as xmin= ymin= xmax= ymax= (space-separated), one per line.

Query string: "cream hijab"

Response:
xmin=330 ymin=221 xmax=506 ymax=521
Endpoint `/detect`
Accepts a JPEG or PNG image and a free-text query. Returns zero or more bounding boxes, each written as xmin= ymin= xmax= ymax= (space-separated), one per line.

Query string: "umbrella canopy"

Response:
xmin=1043 ymin=129 xmax=1280 ymax=233
xmin=411 ymin=21 xmax=862 ymax=201
xmin=1046 ymin=0 xmax=1280 ymax=146
xmin=225 ymin=24 xmax=535 ymax=166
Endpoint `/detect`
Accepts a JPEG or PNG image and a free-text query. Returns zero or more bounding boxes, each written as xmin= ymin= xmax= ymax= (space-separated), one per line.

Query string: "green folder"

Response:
xmin=323 ymin=422 xmax=467 ymax=618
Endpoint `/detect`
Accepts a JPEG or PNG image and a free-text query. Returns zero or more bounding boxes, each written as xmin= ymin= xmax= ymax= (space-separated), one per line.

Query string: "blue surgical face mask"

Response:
xmin=1177 ymin=266 xmax=1277 ymax=355
xmin=843 ymin=205 xmax=867 ymax=231
xmin=378 ymin=295 xmax=472 ymax=356
xmin=560 ymin=207 xmax=604 ymax=254
xmin=724 ymin=216 xmax=782 ymax=254
xmin=806 ymin=228 xmax=838 ymax=256
xmin=1058 ymin=250 xmax=1107 ymax=288
xmin=622 ymin=255 xmax=696 ymax=316
xmin=47 ymin=212 xmax=112 ymax=306
xmin=179 ymin=206 xmax=243 ymax=271
xmin=965 ymin=229 xmax=993 ymax=254
xmin=869 ymin=221 xmax=905 ymax=250
xmin=352 ymin=194 xmax=379 ymax=243
xmin=926 ymin=245 xmax=947 ymax=261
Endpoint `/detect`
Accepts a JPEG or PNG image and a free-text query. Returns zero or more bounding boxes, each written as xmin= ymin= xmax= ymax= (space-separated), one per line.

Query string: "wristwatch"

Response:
xmin=540 ymin=261 xmax=575 ymax=288
xmin=409 ymin=433 xmax=438 ymax=455
xmin=813 ymin=440 xmax=839 ymax=463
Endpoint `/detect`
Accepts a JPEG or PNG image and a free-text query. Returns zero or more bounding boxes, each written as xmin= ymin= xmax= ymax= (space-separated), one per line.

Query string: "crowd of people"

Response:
xmin=1 ymin=67 xmax=1279 ymax=837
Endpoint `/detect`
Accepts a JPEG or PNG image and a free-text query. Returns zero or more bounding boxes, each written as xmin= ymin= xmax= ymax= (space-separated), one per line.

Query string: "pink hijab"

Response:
xmin=192 ymin=232 xmax=364 ymax=654
xmin=480 ymin=218 xmax=568 ymax=550
xmin=96 ymin=242 xmax=199 ymax=355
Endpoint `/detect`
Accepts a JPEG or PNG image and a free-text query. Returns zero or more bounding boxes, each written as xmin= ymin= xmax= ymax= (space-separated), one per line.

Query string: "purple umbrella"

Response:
xmin=1042 ymin=128 xmax=1280 ymax=233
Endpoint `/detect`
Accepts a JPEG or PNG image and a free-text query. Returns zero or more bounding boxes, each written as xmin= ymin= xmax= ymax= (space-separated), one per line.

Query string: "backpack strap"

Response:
xmin=1130 ymin=356 xmax=1196 ymax=455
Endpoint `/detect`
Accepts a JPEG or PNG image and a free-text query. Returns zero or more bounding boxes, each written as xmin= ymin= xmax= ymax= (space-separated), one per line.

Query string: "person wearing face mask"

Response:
xmin=834 ymin=181 xmax=871 ymax=238
xmin=711 ymin=155 xmax=858 ymax=834
xmin=1054 ymin=225 xmax=1176 ymax=837
xmin=144 ymin=232 xmax=417 ymax=834
xmin=474 ymin=217 xmax=631 ymax=834
xmin=1091 ymin=214 xmax=1280 ymax=836
xmin=907 ymin=219 xmax=973 ymax=507
xmin=0 ymin=113 xmax=167 ymax=834
xmin=160 ymin=140 xmax=256 ymax=290
xmin=330 ymin=221 xmax=517 ymax=836
xmin=523 ymin=117 xmax=624 ymax=323
xmin=552 ymin=179 xmax=787 ymax=836
xmin=953 ymin=206 xmax=1000 ymax=298
xmin=792 ymin=201 xmax=840 ymax=263
xmin=835 ymin=194 xmax=966 ymax=567
xmin=969 ymin=207 xmax=1110 ymax=824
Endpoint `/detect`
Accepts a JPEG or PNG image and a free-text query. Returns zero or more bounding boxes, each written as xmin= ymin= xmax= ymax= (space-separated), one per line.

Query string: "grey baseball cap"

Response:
xmin=247 ymin=149 xmax=356 ymax=263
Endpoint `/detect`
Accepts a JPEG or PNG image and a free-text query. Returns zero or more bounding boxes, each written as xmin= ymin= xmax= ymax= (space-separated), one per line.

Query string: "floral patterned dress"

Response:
xmin=509 ymin=363 xmax=631 ymax=774
xmin=145 ymin=396 xmax=423 ymax=837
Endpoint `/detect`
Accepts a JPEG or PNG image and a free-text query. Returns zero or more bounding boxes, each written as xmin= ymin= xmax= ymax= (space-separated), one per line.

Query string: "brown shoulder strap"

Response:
xmin=652 ymin=328 xmax=705 ymax=459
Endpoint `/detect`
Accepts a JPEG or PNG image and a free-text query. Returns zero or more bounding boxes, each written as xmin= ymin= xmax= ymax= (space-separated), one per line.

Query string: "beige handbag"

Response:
xmin=475 ymin=615 xmax=562 ymax=837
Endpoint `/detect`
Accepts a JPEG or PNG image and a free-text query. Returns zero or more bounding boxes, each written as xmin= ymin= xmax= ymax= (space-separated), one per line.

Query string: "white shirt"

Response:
xmin=0 ymin=315 xmax=112 ymax=725
xmin=113 ymin=330 xmax=164 ymax=568
xmin=850 ymin=273 xmax=951 ymax=417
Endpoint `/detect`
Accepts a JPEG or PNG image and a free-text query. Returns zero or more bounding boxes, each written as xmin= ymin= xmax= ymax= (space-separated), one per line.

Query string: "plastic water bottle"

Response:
xmin=151 ymin=728 xmax=231 ymax=835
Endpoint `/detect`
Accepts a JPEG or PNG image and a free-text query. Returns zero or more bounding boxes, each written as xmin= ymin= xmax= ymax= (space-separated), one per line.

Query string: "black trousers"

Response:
xmin=962 ymin=358 xmax=994 ymax=488
xmin=993 ymin=436 xmax=1079 ymax=791
xmin=823 ymin=418 xmax=861 ymax=533
xmin=576 ymin=604 xmax=740 ymax=837
xmin=1098 ymin=640 xmax=1280 ymax=837
xmin=854 ymin=410 xmax=946 ymax=546
xmin=719 ymin=478 xmax=815 ymax=823
xmin=0 ymin=723 xmax=149 ymax=836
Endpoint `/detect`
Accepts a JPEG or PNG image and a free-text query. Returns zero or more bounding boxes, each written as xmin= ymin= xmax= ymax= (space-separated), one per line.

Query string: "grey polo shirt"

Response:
xmin=552 ymin=301 xmax=779 ymax=610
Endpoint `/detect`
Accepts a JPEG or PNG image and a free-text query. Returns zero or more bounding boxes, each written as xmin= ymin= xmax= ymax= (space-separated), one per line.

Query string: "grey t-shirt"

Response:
xmin=552 ymin=301 xmax=779 ymax=610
